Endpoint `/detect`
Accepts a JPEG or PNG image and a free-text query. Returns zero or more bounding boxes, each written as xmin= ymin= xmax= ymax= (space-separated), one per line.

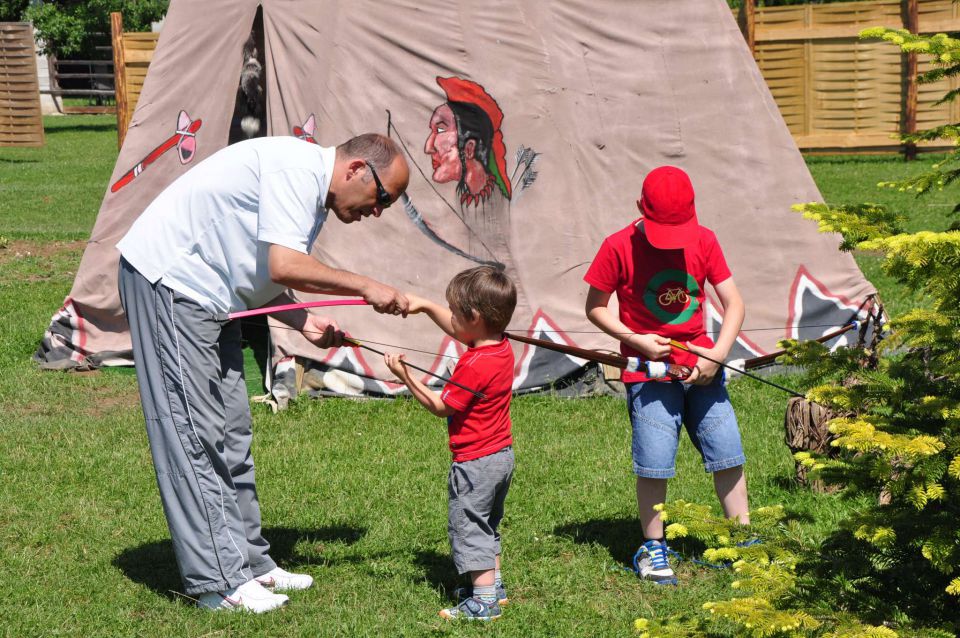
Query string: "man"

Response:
xmin=116 ymin=133 xmax=410 ymax=612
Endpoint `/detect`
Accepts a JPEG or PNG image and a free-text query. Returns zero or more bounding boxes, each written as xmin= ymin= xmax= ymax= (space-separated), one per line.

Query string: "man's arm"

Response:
xmin=268 ymin=244 xmax=408 ymax=314
xmin=384 ymin=353 xmax=455 ymax=417
xmin=259 ymin=291 xmax=343 ymax=348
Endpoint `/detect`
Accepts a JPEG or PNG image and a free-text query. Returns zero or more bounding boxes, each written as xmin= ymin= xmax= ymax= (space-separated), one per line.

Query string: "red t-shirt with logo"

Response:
xmin=584 ymin=219 xmax=732 ymax=383
xmin=441 ymin=338 xmax=514 ymax=462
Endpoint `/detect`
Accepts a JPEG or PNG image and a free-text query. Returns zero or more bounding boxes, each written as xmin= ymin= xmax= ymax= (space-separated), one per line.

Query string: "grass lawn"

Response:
xmin=0 ymin=117 xmax=946 ymax=636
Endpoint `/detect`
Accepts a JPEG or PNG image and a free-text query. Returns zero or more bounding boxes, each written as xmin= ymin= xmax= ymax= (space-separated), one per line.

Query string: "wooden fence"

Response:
xmin=45 ymin=57 xmax=116 ymax=114
xmin=0 ymin=22 xmax=44 ymax=147
xmin=740 ymin=0 xmax=960 ymax=152
xmin=111 ymin=12 xmax=159 ymax=149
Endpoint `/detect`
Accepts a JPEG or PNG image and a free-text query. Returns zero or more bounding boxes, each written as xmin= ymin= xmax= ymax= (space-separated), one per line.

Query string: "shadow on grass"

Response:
xmin=412 ymin=549 xmax=460 ymax=601
xmin=0 ymin=157 xmax=39 ymax=164
xmin=553 ymin=517 xmax=707 ymax=567
xmin=113 ymin=524 xmax=366 ymax=600
xmin=46 ymin=122 xmax=117 ymax=135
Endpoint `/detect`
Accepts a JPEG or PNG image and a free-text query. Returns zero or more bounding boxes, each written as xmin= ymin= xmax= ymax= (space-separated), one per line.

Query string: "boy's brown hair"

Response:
xmin=446 ymin=266 xmax=517 ymax=333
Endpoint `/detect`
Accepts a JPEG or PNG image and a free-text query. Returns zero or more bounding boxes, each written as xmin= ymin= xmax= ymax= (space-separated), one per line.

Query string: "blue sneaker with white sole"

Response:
xmin=633 ymin=540 xmax=679 ymax=586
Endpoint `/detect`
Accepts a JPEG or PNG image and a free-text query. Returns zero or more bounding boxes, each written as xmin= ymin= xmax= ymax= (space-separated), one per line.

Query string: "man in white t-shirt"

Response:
xmin=116 ymin=133 xmax=409 ymax=613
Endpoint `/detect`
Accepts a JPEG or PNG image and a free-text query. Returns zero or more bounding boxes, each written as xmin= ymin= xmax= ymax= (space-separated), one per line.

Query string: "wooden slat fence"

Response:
xmin=743 ymin=0 xmax=960 ymax=152
xmin=111 ymin=12 xmax=159 ymax=149
xmin=0 ymin=22 xmax=44 ymax=147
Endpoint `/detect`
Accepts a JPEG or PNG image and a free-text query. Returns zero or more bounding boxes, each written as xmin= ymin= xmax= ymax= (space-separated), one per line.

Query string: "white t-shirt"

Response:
xmin=117 ymin=137 xmax=335 ymax=314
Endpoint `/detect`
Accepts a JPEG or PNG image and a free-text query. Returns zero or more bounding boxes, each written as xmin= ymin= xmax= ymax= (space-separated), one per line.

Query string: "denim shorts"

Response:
xmin=626 ymin=376 xmax=745 ymax=478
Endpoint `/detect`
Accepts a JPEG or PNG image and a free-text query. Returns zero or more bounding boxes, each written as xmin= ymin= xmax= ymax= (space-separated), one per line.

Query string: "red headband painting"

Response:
xmin=387 ymin=75 xmax=539 ymax=268
xmin=426 ymin=77 xmax=513 ymax=207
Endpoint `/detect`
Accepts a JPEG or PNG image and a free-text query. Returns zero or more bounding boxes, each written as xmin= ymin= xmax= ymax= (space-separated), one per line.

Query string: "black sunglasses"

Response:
xmin=365 ymin=161 xmax=393 ymax=208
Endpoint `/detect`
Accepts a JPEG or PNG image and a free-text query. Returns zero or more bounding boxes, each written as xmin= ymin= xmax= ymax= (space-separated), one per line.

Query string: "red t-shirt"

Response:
xmin=441 ymin=338 xmax=514 ymax=462
xmin=583 ymin=219 xmax=732 ymax=383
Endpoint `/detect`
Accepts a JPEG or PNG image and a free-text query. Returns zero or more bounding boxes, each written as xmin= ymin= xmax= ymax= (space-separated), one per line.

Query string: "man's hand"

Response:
xmin=302 ymin=314 xmax=344 ymax=348
xmin=627 ymin=333 xmax=672 ymax=360
xmin=683 ymin=342 xmax=722 ymax=386
xmin=363 ymin=282 xmax=409 ymax=316
xmin=384 ymin=352 xmax=408 ymax=380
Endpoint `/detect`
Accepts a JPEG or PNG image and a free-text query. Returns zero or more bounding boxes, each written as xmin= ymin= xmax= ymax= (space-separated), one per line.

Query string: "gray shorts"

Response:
xmin=448 ymin=446 xmax=514 ymax=574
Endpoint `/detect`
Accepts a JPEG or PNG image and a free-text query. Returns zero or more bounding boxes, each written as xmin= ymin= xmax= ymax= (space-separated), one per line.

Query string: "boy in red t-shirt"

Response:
xmin=384 ymin=266 xmax=517 ymax=621
xmin=584 ymin=166 xmax=749 ymax=586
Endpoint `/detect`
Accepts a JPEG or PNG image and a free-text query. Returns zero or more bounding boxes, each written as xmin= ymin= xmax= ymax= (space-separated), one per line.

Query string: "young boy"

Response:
xmin=384 ymin=265 xmax=517 ymax=620
xmin=583 ymin=165 xmax=749 ymax=586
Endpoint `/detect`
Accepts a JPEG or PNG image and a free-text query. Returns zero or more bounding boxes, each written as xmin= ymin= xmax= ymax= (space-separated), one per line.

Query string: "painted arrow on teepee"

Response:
xmin=111 ymin=110 xmax=202 ymax=193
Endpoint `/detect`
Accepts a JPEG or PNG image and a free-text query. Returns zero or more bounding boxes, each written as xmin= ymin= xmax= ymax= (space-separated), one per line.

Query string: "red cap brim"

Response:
xmin=643 ymin=214 xmax=700 ymax=249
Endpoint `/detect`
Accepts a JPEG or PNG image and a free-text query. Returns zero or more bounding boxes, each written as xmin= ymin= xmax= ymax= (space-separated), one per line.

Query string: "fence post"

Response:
xmin=739 ymin=0 xmax=756 ymax=56
xmin=903 ymin=0 xmax=919 ymax=160
xmin=111 ymin=12 xmax=127 ymax=150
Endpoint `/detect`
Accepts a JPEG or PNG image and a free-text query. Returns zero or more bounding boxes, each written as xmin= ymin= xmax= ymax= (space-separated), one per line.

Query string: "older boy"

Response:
xmin=584 ymin=166 xmax=749 ymax=586
xmin=384 ymin=266 xmax=516 ymax=620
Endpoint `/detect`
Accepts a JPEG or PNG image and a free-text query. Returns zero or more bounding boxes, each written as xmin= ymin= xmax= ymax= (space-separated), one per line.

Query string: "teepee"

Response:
xmin=37 ymin=0 xmax=877 ymax=396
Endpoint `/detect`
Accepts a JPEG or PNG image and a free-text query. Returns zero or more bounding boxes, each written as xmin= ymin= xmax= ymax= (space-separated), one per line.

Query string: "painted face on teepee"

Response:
xmin=425 ymin=104 xmax=461 ymax=183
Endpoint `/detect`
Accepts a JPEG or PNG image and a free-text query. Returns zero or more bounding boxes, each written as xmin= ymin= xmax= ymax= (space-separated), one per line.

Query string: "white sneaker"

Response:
xmin=196 ymin=579 xmax=289 ymax=613
xmin=255 ymin=566 xmax=314 ymax=592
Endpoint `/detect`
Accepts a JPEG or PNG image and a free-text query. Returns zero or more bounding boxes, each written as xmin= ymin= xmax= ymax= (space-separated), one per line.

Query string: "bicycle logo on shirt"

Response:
xmin=643 ymin=269 xmax=700 ymax=325
xmin=657 ymin=287 xmax=690 ymax=307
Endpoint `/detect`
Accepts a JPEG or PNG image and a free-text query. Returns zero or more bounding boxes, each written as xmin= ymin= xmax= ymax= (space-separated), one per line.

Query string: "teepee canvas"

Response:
xmin=37 ymin=0 xmax=876 ymax=396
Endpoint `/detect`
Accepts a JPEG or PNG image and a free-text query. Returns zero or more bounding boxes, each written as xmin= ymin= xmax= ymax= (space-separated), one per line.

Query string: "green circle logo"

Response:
xmin=643 ymin=269 xmax=700 ymax=324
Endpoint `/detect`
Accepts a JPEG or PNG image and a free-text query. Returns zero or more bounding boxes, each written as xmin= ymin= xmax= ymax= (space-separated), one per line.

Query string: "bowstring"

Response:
xmin=243 ymin=320 xmax=872 ymax=365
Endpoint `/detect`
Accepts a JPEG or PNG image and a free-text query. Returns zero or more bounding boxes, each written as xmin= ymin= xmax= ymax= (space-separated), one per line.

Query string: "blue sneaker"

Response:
xmin=633 ymin=540 xmax=678 ymax=586
xmin=439 ymin=596 xmax=502 ymax=621
xmin=453 ymin=583 xmax=509 ymax=605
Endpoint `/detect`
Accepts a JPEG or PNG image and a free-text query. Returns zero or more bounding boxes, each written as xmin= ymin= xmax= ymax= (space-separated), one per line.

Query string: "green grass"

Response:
xmin=0 ymin=117 xmax=946 ymax=636
xmin=805 ymin=153 xmax=953 ymax=317
xmin=0 ymin=115 xmax=117 ymax=240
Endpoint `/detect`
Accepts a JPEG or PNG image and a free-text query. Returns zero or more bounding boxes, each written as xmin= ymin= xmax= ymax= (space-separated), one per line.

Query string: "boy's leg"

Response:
xmin=636 ymin=477 xmax=668 ymax=539
xmin=470 ymin=569 xmax=496 ymax=587
xmin=714 ymin=465 xmax=749 ymax=524
xmin=684 ymin=376 xmax=749 ymax=523
xmin=443 ymin=447 xmax=513 ymax=619
xmin=626 ymin=382 xmax=682 ymax=585
xmin=627 ymin=381 xmax=683 ymax=532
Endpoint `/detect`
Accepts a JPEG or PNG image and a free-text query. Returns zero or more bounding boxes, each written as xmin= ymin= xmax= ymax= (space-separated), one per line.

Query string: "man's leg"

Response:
xmin=218 ymin=321 xmax=275 ymax=577
xmin=119 ymin=260 xmax=253 ymax=595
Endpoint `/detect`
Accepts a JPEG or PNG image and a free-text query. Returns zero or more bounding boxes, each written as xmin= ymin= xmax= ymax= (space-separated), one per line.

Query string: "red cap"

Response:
xmin=637 ymin=166 xmax=699 ymax=249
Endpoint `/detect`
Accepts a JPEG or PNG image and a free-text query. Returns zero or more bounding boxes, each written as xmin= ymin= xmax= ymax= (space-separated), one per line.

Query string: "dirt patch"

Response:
xmin=0 ymin=239 xmax=86 ymax=266
xmin=15 ymin=381 xmax=141 ymax=420
xmin=83 ymin=389 xmax=141 ymax=418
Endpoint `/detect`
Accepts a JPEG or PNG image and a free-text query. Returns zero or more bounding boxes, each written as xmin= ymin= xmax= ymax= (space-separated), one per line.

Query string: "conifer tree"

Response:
xmin=637 ymin=26 xmax=960 ymax=638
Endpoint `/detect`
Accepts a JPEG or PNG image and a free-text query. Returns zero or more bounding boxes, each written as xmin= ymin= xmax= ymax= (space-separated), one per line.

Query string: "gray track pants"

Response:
xmin=118 ymin=258 xmax=276 ymax=595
